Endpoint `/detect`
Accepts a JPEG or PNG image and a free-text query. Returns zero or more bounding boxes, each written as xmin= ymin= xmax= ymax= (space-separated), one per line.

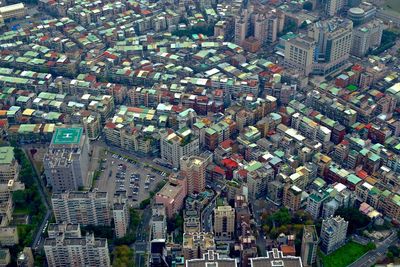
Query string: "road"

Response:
xmin=24 ymin=147 xmax=52 ymax=250
xmin=348 ymin=230 xmax=398 ymax=267
xmin=132 ymin=203 xmax=152 ymax=267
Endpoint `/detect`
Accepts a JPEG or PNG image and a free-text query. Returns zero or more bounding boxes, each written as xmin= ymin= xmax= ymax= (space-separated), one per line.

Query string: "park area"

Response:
xmin=320 ymin=241 xmax=375 ymax=267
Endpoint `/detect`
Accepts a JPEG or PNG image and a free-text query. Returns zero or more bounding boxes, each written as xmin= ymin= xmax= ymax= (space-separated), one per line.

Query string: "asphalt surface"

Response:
xmin=132 ymin=207 xmax=152 ymax=267
xmin=348 ymin=230 xmax=398 ymax=267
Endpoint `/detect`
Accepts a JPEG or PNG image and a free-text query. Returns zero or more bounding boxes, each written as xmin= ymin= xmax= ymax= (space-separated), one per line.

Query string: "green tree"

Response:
xmin=335 ymin=207 xmax=370 ymax=234
xmin=303 ymin=1 xmax=313 ymax=11
xmin=112 ymin=245 xmax=135 ymax=267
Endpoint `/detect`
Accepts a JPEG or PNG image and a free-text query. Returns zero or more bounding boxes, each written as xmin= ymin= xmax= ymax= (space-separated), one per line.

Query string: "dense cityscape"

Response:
xmin=0 ymin=0 xmax=399 ymax=266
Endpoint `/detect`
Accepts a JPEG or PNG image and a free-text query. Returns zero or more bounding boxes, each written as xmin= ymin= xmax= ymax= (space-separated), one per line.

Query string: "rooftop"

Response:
xmin=0 ymin=146 xmax=14 ymax=165
xmin=52 ymin=127 xmax=83 ymax=145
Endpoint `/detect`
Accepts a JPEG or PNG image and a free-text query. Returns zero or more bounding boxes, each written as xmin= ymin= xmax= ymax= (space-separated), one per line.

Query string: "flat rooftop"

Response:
xmin=0 ymin=146 xmax=14 ymax=165
xmin=52 ymin=127 xmax=83 ymax=145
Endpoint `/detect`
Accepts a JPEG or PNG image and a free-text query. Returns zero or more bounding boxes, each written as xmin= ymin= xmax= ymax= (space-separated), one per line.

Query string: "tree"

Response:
xmin=303 ymin=1 xmax=313 ymax=11
xmin=335 ymin=207 xmax=370 ymax=234
xmin=388 ymin=245 xmax=400 ymax=257
xmin=112 ymin=245 xmax=134 ymax=267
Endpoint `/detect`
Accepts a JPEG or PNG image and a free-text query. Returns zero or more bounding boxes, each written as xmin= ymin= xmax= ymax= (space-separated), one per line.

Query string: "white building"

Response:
xmin=44 ymin=128 xmax=90 ymax=192
xmin=44 ymin=232 xmax=110 ymax=267
xmin=320 ymin=216 xmax=348 ymax=254
xmin=351 ymin=19 xmax=384 ymax=58
xmin=160 ymin=127 xmax=200 ymax=169
xmin=51 ymin=191 xmax=111 ymax=226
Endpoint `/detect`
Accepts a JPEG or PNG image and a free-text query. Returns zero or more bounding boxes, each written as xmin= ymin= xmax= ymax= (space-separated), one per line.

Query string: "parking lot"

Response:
xmin=94 ymin=151 xmax=167 ymax=206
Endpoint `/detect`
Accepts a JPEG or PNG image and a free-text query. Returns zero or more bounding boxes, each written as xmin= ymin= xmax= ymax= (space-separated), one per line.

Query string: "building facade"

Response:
xmin=44 ymin=128 xmax=90 ymax=192
xmin=51 ymin=191 xmax=111 ymax=226
xmin=214 ymin=205 xmax=235 ymax=241
xmin=320 ymin=216 xmax=348 ymax=254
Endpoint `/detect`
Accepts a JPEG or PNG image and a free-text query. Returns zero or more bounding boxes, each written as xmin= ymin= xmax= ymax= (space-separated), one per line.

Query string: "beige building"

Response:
xmin=0 ymin=227 xmax=18 ymax=246
xmin=44 ymin=233 xmax=110 ymax=267
xmin=183 ymin=232 xmax=215 ymax=260
xmin=113 ymin=202 xmax=129 ymax=238
xmin=284 ymin=37 xmax=315 ymax=76
xmin=0 ymin=3 xmax=26 ymax=20
xmin=82 ymin=114 xmax=101 ymax=140
xmin=0 ymin=146 xmax=20 ymax=184
xmin=186 ymin=250 xmax=237 ymax=267
xmin=308 ymin=18 xmax=353 ymax=76
xmin=283 ymin=184 xmax=302 ymax=212
xmin=160 ymin=127 xmax=200 ymax=169
xmin=51 ymin=191 xmax=111 ymax=226
xmin=180 ymin=156 xmax=206 ymax=194
xmin=214 ymin=206 xmax=235 ymax=241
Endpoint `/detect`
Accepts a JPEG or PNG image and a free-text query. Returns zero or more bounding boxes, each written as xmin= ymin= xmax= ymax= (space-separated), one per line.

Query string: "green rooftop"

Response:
xmin=0 ymin=146 xmax=14 ymax=165
xmin=52 ymin=128 xmax=83 ymax=145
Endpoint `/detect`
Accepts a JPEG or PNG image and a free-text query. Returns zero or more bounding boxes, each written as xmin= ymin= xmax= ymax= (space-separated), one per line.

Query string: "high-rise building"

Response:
xmin=213 ymin=206 xmax=235 ymax=241
xmin=308 ymin=18 xmax=353 ymax=76
xmin=351 ymin=19 xmax=384 ymax=58
xmin=113 ymin=202 xmax=130 ymax=238
xmin=234 ymin=9 xmax=249 ymax=45
xmin=0 ymin=146 xmax=20 ymax=184
xmin=283 ymin=184 xmax=302 ymax=212
xmin=301 ymin=225 xmax=319 ymax=266
xmin=151 ymin=204 xmax=167 ymax=240
xmin=254 ymin=12 xmax=278 ymax=45
xmin=320 ymin=216 xmax=348 ymax=254
xmin=180 ymin=156 xmax=206 ymax=195
xmin=44 ymin=127 xmax=90 ymax=192
xmin=160 ymin=127 xmax=200 ymax=169
xmin=325 ymin=0 xmax=345 ymax=17
xmin=44 ymin=229 xmax=110 ymax=267
xmin=51 ymin=191 xmax=111 ymax=226
xmin=284 ymin=37 xmax=315 ymax=76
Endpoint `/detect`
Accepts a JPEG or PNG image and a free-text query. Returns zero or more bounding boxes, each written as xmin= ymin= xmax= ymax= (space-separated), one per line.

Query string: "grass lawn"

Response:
xmin=320 ymin=241 xmax=373 ymax=267
xmin=384 ymin=0 xmax=400 ymax=13
xmin=13 ymin=207 xmax=30 ymax=215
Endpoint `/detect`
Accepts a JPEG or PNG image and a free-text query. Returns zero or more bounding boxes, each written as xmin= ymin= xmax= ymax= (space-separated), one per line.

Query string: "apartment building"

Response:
xmin=283 ymin=184 xmax=302 ymax=212
xmin=51 ymin=191 xmax=111 ymax=226
xmin=0 ymin=3 xmax=26 ymax=20
xmin=351 ymin=19 xmax=384 ymax=58
xmin=180 ymin=156 xmax=207 ymax=195
xmin=320 ymin=216 xmax=348 ymax=254
xmin=113 ymin=202 xmax=130 ymax=238
xmin=0 ymin=227 xmax=18 ymax=246
xmin=160 ymin=127 xmax=200 ymax=169
xmin=0 ymin=147 xmax=19 ymax=184
xmin=301 ymin=225 xmax=319 ymax=267
xmin=43 ymin=127 xmax=90 ymax=192
xmin=214 ymin=206 xmax=235 ymax=241
xmin=44 ymin=233 xmax=110 ymax=267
